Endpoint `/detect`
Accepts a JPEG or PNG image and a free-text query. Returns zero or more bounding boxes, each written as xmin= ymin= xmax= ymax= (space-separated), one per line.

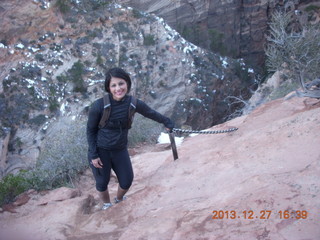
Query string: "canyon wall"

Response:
xmin=118 ymin=0 xmax=320 ymax=68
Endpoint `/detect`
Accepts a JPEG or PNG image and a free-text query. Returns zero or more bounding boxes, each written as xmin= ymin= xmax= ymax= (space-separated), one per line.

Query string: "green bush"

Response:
xmin=132 ymin=9 xmax=143 ymax=19
xmin=143 ymin=34 xmax=156 ymax=46
xmin=56 ymin=75 xmax=68 ymax=83
xmin=70 ymin=61 xmax=87 ymax=92
xmin=96 ymin=54 xmax=104 ymax=66
xmin=128 ymin=114 xmax=163 ymax=147
xmin=232 ymin=61 xmax=252 ymax=85
xmin=209 ymin=29 xmax=227 ymax=56
xmin=0 ymin=119 xmax=88 ymax=206
xmin=305 ymin=5 xmax=320 ymax=12
xmin=113 ymin=22 xmax=135 ymax=40
xmin=91 ymin=0 xmax=111 ymax=10
xmin=269 ymin=80 xmax=300 ymax=100
xmin=0 ymin=171 xmax=32 ymax=206
xmin=56 ymin=61 xmax=87 ymax=93
xmin=28 ymin=114 xmax=47 ymax=127
xmin=177 ymin=24 xmax=201 ymax=46
xmin=35 ymin=118 xmax=88 ymax=189
xmin=55 ymin=0 xmax=70 ymax=14
xmin=49 ymin=98 xmax=60 ymax=113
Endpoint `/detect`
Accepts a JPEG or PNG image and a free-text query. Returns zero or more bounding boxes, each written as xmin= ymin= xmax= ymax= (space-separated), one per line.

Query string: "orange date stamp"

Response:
xmin=212 ymin=210 xmax=308 ymax=220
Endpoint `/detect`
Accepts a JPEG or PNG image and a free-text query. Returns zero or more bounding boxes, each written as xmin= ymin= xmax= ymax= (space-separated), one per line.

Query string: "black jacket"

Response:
xmin=86 ymin=95 xmax=174 ymax=160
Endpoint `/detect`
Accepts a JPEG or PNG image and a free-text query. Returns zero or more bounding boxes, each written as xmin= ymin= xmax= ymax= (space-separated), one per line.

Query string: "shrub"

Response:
xmin=0 ymin=171 xmax=32 ymax=206
xmin=132 ymin=9 xmax=143 ymax=19
xmin=75 ymin=36 xmax=90 ymax=46
xmin=305 ymin=5 xmax=320 ymax=12
xmin=56 ymin=61 xmax=87 ymax=92
xmin=113 ymin=22 xmax=135 ymax=39
xmin=57 ymin=74 xmax=68 ymax=83
xmin=0 ymin=119 xmax=88 ymax=206
xmin=178 ymin=24 xmax=201 ymax=47
xmin=69 ymin=61 xmax=87 ymax=92
xmin=265 ymin=10 xmax=320 ymax=84
xmin=128 ymin=114 xmax=163 ymax=147
xmin=143 ymin=34 xmax=156 ymax=46
xmin=55 ymin=0 xmax=70 ymax=14
xmin=35 ymin=53 xmax=45 ymax=62
xmin=209 ymin=29 xmax=227 ymax=56
xmin=35 ymin=118 xmax=88 ymax=189
xmin=28 ymin=114 xmax=47 ymax=127
xmin=232 ymin=61 xmax=253 ymax=86
xmin=96 ymin=54 xmax=104 ymax=66
xmin=49 ymin=97 xmax=60 ymax=113
xmin=269 ymin=79 xmax=300 ymax=100
xmin=87 ymin=28 xmax=103 ymax=39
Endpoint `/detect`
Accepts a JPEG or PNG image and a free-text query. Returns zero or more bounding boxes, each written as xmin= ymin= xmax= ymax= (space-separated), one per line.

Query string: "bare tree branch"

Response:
xmin=265 ymin=10 xmax=320 ymax=98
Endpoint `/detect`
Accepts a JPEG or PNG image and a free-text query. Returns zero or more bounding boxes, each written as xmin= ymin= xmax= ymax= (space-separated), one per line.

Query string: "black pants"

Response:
xmin=90 ymin=148 xmax=134 ymax=192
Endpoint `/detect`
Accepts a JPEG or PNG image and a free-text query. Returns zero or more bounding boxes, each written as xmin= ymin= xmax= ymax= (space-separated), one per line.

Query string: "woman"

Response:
xmin=86 ymin=67 xmax=174 ymax=210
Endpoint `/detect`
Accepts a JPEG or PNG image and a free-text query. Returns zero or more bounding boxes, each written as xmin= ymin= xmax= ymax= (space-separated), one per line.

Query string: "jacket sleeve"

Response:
xmin=136 ymin=99 xmax=174 ymax=129
xmin=86 ymin=99 xmax=102 ymax=160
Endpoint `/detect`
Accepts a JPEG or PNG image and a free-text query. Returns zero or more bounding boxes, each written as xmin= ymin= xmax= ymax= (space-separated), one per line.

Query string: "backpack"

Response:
xmin=98 ymin=94 xmax=137 ymax=129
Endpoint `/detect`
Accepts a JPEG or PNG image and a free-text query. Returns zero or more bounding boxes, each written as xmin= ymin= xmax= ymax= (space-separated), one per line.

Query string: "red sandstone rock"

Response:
xmin=0 ymin=95 xmax=319 ymax=239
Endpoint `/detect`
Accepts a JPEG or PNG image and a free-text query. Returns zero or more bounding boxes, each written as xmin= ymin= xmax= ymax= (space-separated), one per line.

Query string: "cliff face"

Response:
xmin=117 ymin=0 xmax=320 ymax=67
xmin=0 ymin=0 xmax=256 ymax=176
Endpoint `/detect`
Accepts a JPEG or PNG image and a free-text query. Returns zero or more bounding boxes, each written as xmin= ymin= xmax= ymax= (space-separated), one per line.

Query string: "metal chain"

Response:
xmin=172 ymin=127 xmax=238 ymax=135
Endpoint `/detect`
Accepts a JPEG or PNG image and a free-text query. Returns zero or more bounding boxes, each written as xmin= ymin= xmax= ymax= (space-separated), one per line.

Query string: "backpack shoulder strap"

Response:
xmin=128 ymin=96 xmax=137 ymax=129
xmin=98 ymin=94 xmax=111 ymax=129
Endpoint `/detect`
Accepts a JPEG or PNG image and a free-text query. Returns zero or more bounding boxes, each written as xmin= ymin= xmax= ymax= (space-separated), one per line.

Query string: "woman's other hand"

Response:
xmin=92 ymin=158 xmax=103 ymax=168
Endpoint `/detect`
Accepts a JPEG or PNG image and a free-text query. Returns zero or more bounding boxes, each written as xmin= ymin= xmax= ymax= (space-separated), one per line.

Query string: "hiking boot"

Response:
xmin=102 ymin=202 xmax=113 ymax=210
xmin=114 ymin=196 xmax=127 ymax=204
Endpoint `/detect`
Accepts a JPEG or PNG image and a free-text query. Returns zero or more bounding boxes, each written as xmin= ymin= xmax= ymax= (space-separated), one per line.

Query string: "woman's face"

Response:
xmin=109 ymin=77 xmax=128 ymax=101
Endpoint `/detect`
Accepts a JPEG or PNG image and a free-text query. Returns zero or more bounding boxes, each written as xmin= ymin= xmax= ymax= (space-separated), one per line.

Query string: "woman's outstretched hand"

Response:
xmin=166 ymin=128 xmax=173 ymax=133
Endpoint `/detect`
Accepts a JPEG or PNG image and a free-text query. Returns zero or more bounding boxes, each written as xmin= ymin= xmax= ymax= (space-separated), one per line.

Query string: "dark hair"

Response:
xmin=104 ymin=67 xmax=132 ymax=93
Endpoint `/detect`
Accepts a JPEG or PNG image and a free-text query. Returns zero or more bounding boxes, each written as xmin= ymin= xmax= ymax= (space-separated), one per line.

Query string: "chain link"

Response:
xmin=172 ymin=127 xmax=238 ymax=135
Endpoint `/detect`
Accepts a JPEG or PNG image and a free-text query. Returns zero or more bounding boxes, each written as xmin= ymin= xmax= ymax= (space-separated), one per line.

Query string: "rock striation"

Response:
xmin=118 ymin=0 xmax=320 ymax=67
